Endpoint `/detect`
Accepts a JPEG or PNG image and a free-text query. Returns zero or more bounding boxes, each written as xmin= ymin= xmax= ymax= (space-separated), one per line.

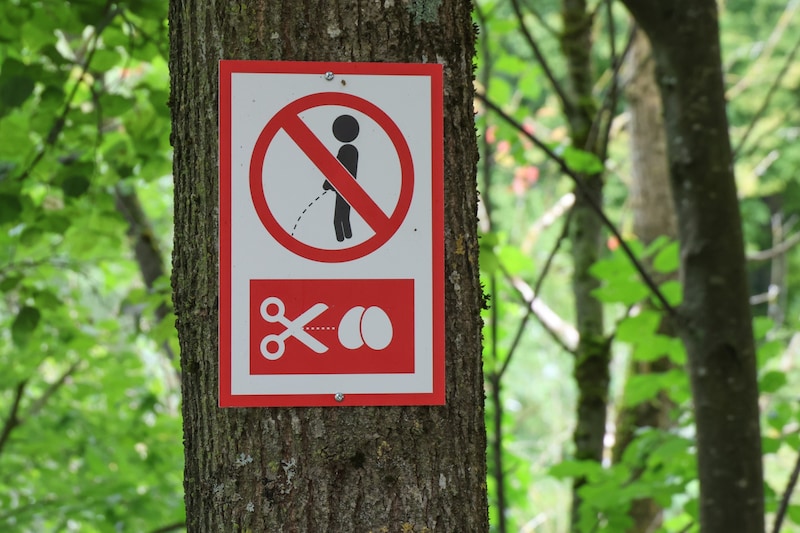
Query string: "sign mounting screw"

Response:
xmin=334 ymin=393 xmax=345 ymax=402
xmin=324 ymin=71 xmax=335 ymax=81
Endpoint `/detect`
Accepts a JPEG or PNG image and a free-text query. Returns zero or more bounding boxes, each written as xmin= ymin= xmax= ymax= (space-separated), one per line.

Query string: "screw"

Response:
xmin=324 ymin=71 xmax=335 ymax=81
xmin=334 ymin=393 xmax=345 ymax=402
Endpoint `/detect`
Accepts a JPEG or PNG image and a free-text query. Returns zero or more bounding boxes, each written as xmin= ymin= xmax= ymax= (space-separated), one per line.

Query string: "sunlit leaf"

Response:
xmin=759 ymin=370 xmax=787 ymax=394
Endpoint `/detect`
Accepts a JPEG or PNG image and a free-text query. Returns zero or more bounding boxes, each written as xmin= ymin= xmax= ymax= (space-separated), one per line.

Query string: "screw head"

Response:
xmin=324 ymin=71 xmax=335 ymax=81
xmin=334 ymin=392 xmax=345 ymax=402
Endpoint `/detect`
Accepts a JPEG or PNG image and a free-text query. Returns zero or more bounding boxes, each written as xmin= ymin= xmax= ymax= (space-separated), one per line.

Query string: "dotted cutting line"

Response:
xmin=304 ymin=326 xmax=337 ymax=331
xmin=291 ymin=190 xmax=329 ymax=236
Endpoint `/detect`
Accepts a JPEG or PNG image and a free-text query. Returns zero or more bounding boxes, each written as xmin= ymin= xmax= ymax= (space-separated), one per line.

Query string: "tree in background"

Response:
xmin=620 ymin=1 xmax=764 ymax=531
xmin=169 ymin=0 xmax=488 ymax=530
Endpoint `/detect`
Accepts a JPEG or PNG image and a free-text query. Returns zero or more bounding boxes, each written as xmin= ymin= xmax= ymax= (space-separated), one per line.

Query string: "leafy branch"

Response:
xmin=14 ymin=0 xmax=120 ymax=183
xmin=475 ymin=92 xmax=679 ymax=320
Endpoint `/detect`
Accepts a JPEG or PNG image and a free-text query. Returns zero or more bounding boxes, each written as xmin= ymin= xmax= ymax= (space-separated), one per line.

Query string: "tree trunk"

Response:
xmin=618 ymin=2 xmax=764 ymax=532
xmin=560 ymin=2 xmax=609 ymax=530
xmin=612 ymin=29 xmax=676 ymax=533
xmin=169 ymin=1 xmax=488 ymax=531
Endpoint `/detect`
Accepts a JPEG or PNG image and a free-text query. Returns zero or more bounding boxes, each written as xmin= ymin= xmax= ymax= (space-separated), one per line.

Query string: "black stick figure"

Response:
xmin=323 ymin=115 xmax=359 ymax=242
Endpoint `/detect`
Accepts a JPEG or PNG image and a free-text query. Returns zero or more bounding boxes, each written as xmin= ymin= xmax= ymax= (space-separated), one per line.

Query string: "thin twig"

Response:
xmin=26 ymin=361 xmax=82 ymax=418
xmin=509 ymin=0 xmax=572 ymax=111
xmin=0 ymin=381 xmax=28 ymax=457
xmin=476 ymin=92 xmax=679 ymax=319
xmin=773 ymin=445 xmax=800 ymax=533
xmin=727 ymin=0 xmax=800 ymax=99
xmin=733 ymin=31 xmax=800 ymax=159
xmin=503 ymin=214 xmax=580 ymax=354
xmin=596 ymin=4 xmax=629 ymax=163
xmin=519 ymin=0 xmax=559 ymax=36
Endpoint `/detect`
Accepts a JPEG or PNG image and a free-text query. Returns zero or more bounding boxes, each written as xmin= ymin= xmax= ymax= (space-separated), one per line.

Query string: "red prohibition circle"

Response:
xmin=249 ymin=92 xmax=414 ymax=263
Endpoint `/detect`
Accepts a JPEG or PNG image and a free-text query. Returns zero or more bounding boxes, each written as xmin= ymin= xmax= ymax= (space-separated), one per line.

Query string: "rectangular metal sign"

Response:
xmin=219 ymin=60 xmax=444 ymax=406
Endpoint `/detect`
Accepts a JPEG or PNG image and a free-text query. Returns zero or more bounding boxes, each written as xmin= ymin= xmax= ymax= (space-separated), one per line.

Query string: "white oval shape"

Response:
xmin=360 ymin=306 xmax=393 ymax=350
xmin=338 ymin=306 xmax=365 ymax=349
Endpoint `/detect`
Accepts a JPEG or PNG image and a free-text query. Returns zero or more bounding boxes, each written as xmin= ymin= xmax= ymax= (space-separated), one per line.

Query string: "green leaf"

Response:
xmin=634 ymin=334 xmax=677 ymax=362
xmin=787 ymin=505 xmax=800 ymax=525
xmin=758 ymin=340 xmax=783 ymax=369
xmin=760 ymin=370 xmax=787 ymax=394
xmin=592 ymin=279 xmax=650 ymax=305
xmin=562 ymin=146 xmax=604 ymax=174
xmin=762 ymin=436 xmax=781 ymax=455
xmin=90 ymin=48 xmax=123 ymax=72
xmin=0 ymin=58 xmax=36 ymax=112
xmin=100 ymin=94 xmax=135 ymax=118
xmin=622 ymin=373 xmax=661 ymax=406
xmin=549 ymin=460 xmax=605 ymax=481
xmin=0 ymin=193 xmax=22 ymax=224
xmin=62 ymin=175 xmax=91 ymax=197
xmin=752 ymin=316 xmax=774 ymax=340
xmin=658 ymin=280 xmax=683 ymax=306
xmin=652 ymin=241 xmax=679 ymax=273
xmin=497 ymin=244 xmax=533 ymax=275
xmin=12 ymin=305 xmax=41 ymax=347
xmin=616 ymin=309 xmax=661 ymax=343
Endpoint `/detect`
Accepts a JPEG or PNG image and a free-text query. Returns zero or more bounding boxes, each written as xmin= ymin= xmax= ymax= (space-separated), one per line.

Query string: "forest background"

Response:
xmin=2 ymin=0 xmax=800 ymax=532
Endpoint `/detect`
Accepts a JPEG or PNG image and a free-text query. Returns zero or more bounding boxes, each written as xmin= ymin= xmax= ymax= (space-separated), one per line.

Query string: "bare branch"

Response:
xmin=508 ymin=273 xmax=580 ymax=352
xmin=510 ymin=0 xmax=573 ymax=111
xmin=519 ymin=0 xmax=559 ymax=36
xmin=500 ymin=206 xmax=579 ymax=376
xmin=521 ymin=192 xmax=575 ymax=254
xmin=747 ymin=231 xmax=800 ymax=262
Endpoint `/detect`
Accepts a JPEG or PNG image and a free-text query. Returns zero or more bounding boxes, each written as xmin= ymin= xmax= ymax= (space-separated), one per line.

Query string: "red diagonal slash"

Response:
xmin=281 ymin=114 xmax=391 ymax=235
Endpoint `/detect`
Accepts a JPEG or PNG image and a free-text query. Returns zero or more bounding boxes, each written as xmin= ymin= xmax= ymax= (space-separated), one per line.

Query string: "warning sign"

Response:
xmin=250 ymin=92 xmax=414 ymax=263
xmin=219 ymin=60 xmax=444 ymax=407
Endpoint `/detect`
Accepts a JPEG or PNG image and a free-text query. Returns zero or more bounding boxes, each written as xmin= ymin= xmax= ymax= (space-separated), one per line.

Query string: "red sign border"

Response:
xmin=249 ymin=92 xmax=414 ymax=263
xmin=219 ymin=60 xmax=444 ymax=407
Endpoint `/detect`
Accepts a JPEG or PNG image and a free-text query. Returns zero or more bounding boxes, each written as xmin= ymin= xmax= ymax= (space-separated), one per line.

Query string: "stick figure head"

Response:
xmin=333 ymin=114 xmax=359 ymax=143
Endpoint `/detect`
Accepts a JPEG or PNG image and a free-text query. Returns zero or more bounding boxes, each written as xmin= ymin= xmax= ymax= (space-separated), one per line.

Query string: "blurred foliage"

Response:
xmin=0 ymin=0 xmax=181 ymax=531
xmin=476 ymin=0 xmax=800 ymax=532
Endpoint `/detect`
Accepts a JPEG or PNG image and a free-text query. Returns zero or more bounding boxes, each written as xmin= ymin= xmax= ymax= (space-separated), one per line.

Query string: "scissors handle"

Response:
xmin=260 ymin=297 xmax=287 ymax=324
xmin=260 ymin=333 xmax=286 ymax=360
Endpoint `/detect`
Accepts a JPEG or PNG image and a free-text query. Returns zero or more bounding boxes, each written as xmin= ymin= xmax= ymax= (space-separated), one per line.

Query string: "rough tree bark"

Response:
xmin=169 ymin=0 xmax=488 ymax=531
xmin=618 ymin=2 xmax=764 ymax=532
xmin=612 ymin=29 xmax=677 ymax=533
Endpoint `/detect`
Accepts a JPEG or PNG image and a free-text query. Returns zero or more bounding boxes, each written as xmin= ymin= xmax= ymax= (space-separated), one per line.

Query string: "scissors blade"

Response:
xmin=286 ymin=303 xmax=329 ymax=353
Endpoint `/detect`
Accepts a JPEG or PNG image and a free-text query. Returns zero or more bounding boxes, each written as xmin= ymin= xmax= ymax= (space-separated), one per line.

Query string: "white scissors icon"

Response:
xmin=260 ymin=296 xmax=329 ymax=360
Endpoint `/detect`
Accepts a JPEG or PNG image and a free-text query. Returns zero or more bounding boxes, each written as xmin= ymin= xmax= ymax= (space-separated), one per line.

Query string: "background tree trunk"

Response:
xmin=559 ymin=2 xmax=609 ymax=530
xmin=169 ymin=1 xmax=488 ymax=531
xmin=619 ymin=2 xmax=764 ymax=532
xmin=612 ymin=28 xmax=677 ymax=533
